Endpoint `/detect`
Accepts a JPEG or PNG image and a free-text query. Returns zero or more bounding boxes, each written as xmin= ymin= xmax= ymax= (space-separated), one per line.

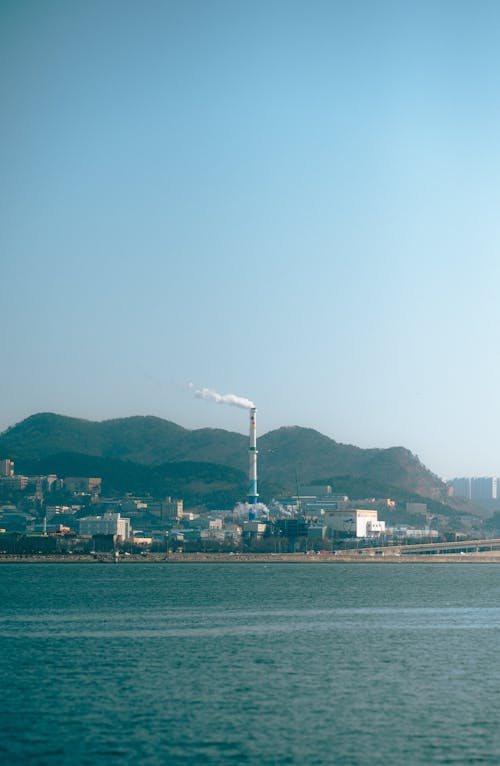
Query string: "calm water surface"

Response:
xmin=2 ymin=563 xmax=500 ymax=765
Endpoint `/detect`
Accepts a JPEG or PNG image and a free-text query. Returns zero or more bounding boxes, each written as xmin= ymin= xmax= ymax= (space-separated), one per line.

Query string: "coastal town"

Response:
xmin=1 ymin=456 xmax=497 ymax=559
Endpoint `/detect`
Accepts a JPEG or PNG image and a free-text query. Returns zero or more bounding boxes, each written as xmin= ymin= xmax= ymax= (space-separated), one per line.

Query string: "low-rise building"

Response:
xmin=148 ymin=498 xmax=183 ymax=520
xmin=275 ymin=518 xmax=308 ymax=538
xmin=79 ymin=512 xmax=131 ymax=540
xmin=0 ymin=475 xmax=29 ymax=491
xmin=0 ymin=459 xmax=15 ymax=477
xmin=386 ymin=526 xmax=439 ymax=540
xmin=188 ymin=516 xmax=223 ymax=531
xmin=65 ymin=477 xmax=102 ymax=495
xmin=307 ymin=524 xmax=327 ymax=540
xmin=324 ymin=509 xmax=385 ymax=538
xmin=242 ymin=521 xmax=268 ymax=538
xmin=304 ymin=500 xmax=341 ymax=514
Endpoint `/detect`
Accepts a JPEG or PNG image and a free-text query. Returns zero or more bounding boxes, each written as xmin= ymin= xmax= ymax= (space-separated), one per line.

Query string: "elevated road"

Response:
xmin=363 ymin=538 xmax=500 ymax=556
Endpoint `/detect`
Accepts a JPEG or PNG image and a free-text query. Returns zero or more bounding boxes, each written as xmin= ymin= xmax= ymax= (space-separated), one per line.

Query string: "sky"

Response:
xmin=2 ymin=0 xmax=500 ymax=479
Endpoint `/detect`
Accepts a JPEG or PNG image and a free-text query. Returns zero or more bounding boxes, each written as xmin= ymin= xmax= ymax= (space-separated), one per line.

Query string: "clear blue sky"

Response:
xmin=2 ymin=0 xmax=500 ymax=479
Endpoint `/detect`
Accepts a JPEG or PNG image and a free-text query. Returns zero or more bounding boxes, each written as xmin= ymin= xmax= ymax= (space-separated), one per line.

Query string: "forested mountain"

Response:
xmin=0 ymin=412 xmax=446 ymax=503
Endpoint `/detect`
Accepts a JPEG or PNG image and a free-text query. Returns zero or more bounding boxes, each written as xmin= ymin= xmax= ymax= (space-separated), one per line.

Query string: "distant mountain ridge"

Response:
xmin=0 ymin=412 xmax=446 ymax=503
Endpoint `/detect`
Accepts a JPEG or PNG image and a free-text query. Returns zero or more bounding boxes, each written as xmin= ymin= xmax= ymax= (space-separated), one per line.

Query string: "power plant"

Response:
xmin=193 ymin=385 xmax=259 ymax=510
xmin=248 ymin=407 xmax=258 ymax=505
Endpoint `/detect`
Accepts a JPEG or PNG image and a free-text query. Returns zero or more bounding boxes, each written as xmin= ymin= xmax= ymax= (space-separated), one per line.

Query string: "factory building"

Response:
xmin=79 ymin=512 xmax=131 ymax=540
xmin=275 ymin=518 xmax=308 ymax=538
xmin=304 ymin=500 xmax=342 ymax=514
xmin=324 ymin=509 xmax=385 ymax=538
xmin=242 ymin=520 xmax=268 ymax=539
xmin=307 ymin=524 xmax=327 ymax=541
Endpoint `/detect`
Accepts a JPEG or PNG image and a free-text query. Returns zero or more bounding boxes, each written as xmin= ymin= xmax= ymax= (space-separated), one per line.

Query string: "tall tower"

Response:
xmin=248 ymin=407 xmax=258 ymax=505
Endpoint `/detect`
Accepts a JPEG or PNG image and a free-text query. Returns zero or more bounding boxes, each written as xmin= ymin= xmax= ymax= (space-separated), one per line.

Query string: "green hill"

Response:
xmin=0 ymin=412 xmax=446 ymax=503
xmin=256 ymin=426 xmax=443 ymax=498
xmin=0 ymin=413 xmax=189 ymax=464
xmin=16 ymin=452 xmax=250 ymax=509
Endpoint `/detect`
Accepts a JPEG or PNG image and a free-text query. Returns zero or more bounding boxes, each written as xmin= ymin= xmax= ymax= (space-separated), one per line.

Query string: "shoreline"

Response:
xmin=3 ymin=551 xmax=500 ymax=564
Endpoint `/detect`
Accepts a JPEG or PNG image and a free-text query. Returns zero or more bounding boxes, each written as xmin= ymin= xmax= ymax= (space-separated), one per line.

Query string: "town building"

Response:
xmin=324 ymin=509 xmax=385 ymax=538
xmin=78 ymin=512 xmax=131 ymax=540
xmin=275 ymin=518 xmax=308 ymax=538
xmin=242 ymin=520 xmax=268 ymax=539
xmin=307 ymin=524 xmax=327 ymax=540
xmin=64 ymin=477 xmax=102 ymax=495
xmin=148 ymin=497 xmax=183 ymax=520
xmin=449 ymin=477 xmax=471 ymax=499
xmin=188 ymin=516 xmax=223 ymax=531
xmin=0 ymin=459 xmax=15 ymax=477
xmin=0 ymin=475 xmax=29 ymax=491
xmin=471 ymin=477 xmax=497 ymax=500
xmin=303 ymin=500 xmax=342 ymax=514
xmin=449 ymin=477 xmax=498 ymax=501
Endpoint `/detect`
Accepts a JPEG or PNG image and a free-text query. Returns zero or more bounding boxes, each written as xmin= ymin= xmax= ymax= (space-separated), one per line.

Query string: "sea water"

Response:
xmin=2 ymin=562 xmax=500 ymax=765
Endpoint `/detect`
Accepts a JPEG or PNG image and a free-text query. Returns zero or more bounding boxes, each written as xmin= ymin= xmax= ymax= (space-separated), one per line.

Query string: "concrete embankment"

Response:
xmin=3 ymin=551 xmax=500 ymax=563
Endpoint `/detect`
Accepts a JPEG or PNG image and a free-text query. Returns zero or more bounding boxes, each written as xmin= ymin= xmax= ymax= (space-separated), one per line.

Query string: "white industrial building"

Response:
xmin=324 ymin=509 xmax=385 ymax=538
xmin=79 ymin=512 xmax=131 ymax=540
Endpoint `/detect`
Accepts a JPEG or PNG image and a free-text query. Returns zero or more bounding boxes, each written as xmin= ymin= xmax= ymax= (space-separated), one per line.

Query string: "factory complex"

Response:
xmin=0 ymin=405 xmax=444 ymax=556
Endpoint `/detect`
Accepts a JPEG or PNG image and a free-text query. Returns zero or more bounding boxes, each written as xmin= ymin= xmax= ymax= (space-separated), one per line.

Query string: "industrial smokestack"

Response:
xmin=192 ymin=384 xmax=259 ymax=505
xmin=248 ymin=407 xmax=258 ymax=505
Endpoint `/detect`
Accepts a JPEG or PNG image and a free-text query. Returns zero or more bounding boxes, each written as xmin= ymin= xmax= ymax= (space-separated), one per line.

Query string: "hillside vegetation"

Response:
xmin=0 ymin=412 xmax=447 ymax=505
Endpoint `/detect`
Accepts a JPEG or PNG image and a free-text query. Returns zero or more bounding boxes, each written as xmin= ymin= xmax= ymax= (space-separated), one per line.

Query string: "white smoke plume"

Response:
xmin=232 ymin=502 xmax=269 ymax=521
xmin=191 ymin=385 xmax=255 ymax=410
